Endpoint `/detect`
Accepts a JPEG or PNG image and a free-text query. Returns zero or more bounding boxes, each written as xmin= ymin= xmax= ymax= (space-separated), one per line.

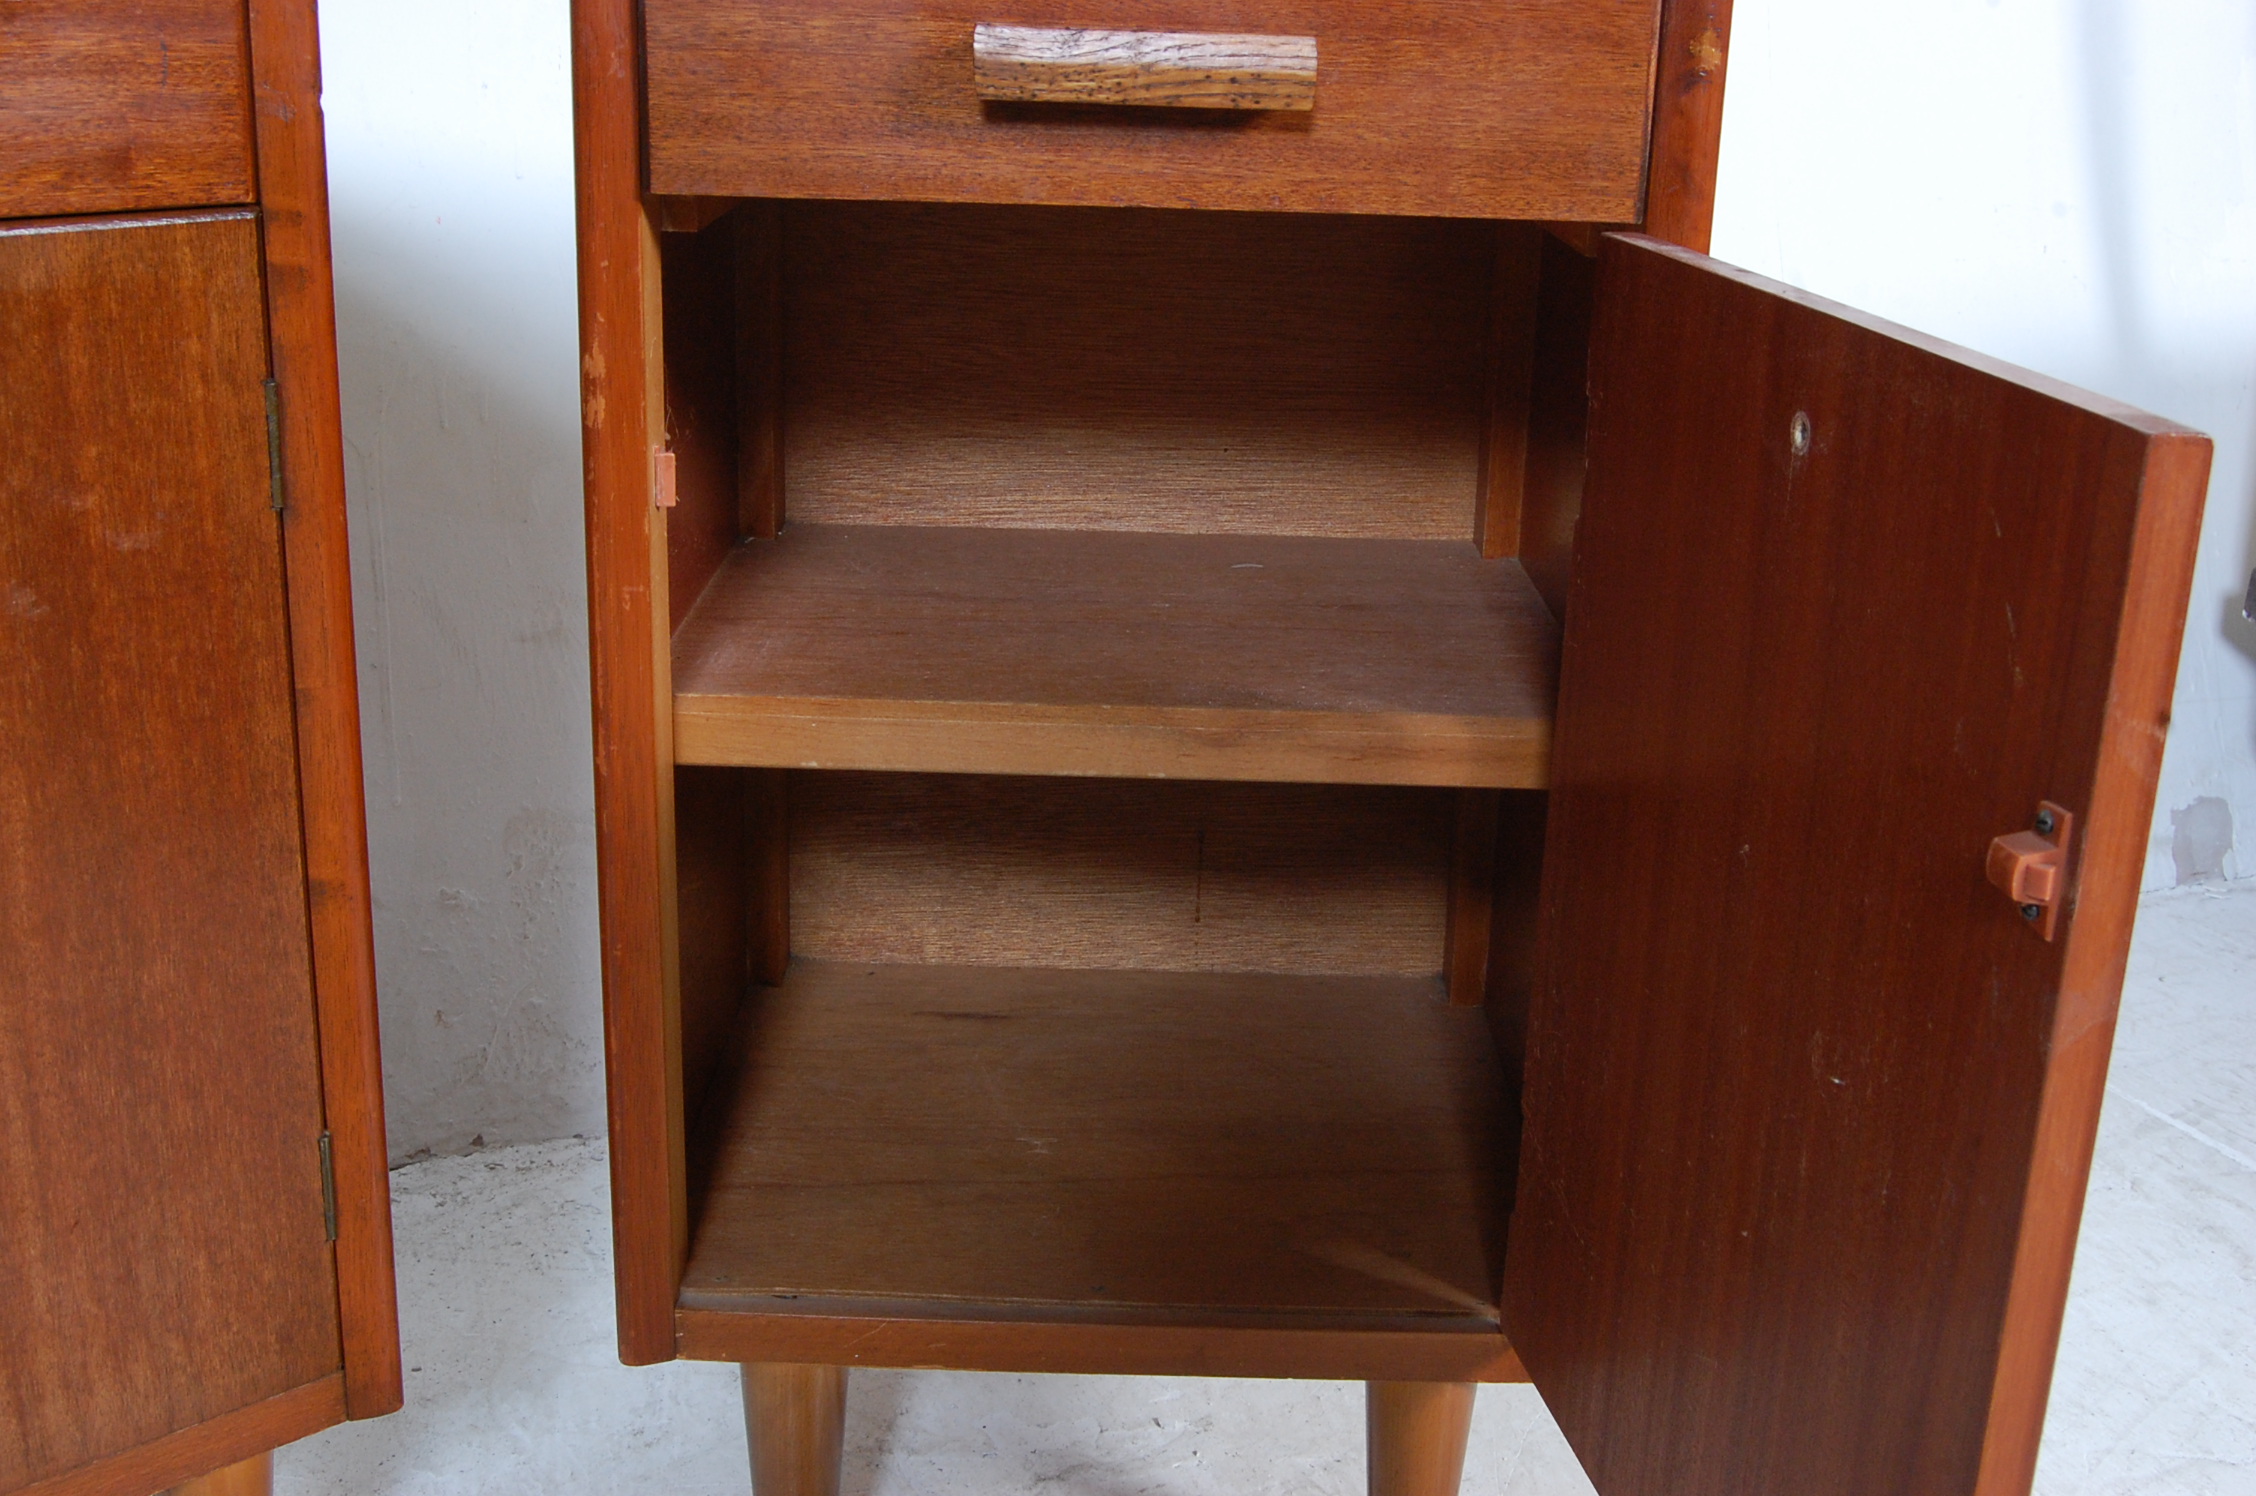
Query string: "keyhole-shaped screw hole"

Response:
xmin=1790 ymin=411 xmax=1812 ymax=456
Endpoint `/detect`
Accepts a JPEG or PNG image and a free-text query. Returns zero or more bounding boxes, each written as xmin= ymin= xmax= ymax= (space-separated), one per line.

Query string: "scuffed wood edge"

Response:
xmin=243 ymin=0 xmax=401 ymax=1419
xmin=1446 ymin=790 xmax=1503 ymax=1004
xmin=1640 ymin=0 xmax=1733 ymax=252
xmin=1476 ymin=224 xmax=1542 ymax=555
xmin=574 ymin=0 xmax=685 ymax=1366
xmin=1973 ymin=431 xmax=2213 ymax=1496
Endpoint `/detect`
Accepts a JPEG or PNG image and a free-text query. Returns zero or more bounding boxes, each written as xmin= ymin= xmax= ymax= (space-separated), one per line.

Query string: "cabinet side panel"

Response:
xmin=1518 ymin=237 xmax=1595 ymax=618
xmin=790 ymin=773 xmax=1450 ymax=976
xmin=1481 ymin=788 xmax=1547 ymax=1081
xmin=675 ymin=765 xmax=751 ymax=1138
xmin=734 ymin=201 xmax=787 ymax=540
xmin=245 ymin=0 xmax=403 ymax=1418
xmin=661 ymin=216 xmax=742 ymax=630
xmin=0 ymin=212 xmax=340 ymax=1489
xmin=575 ymin=0 xmax=686 ymax=1364
xmin=1640 ymin=0 xmax=1733 ymax=252
xmin=0 ymin=0 xmax=257 ymax=219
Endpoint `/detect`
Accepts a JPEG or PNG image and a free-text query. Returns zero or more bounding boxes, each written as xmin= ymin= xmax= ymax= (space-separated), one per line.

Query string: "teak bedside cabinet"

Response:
xmin=1 ymin=5 xmax=400 ymax=1495
xmin=569 ymin=2 xmax=2212 ymax=1493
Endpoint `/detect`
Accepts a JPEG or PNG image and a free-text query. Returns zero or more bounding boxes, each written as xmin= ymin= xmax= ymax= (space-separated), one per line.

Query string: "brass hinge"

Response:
xmin=318 ymin=1131 xmax=338 ymax=1242
xmin=263 ymin=378 xmax=287 ymax=513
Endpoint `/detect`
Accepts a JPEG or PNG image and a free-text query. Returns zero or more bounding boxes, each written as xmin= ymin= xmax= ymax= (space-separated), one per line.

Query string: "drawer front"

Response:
xmin=0 ymin=0 xmax=257 ymax=220
xmin=645 ymin=0 xmax=1662 ymax=220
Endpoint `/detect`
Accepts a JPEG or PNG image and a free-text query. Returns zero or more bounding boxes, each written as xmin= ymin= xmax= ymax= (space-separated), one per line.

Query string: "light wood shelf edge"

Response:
xmin=674 ymin=698 xmax=1549 ymax=787
xmin=668 ymin=526 xmax=1558 ymax=788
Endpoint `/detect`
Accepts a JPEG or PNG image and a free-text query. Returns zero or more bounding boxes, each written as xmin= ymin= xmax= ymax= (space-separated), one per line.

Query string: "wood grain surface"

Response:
xmin=747 ymin=769 xmax=792 ymax=985
xmin=1641 ymin=0 xmax=1733 ymax=252
xmin=1367 ymin=1382 xmax=1477 ymax=1496
xmin=245 ymin=0 xmax=403 ymax=1418
xmin=972 ymin=26 xmax=1317 ymax=111
xmin=785 ymin=772 xmax=1452 ymax=975
xmin=1972 ymin=427 xmax=2210 ymax=1496
xmin=680 ymin=963 xmax=1512 ymax=1331
xmin=740 ymin=1365 xmax=847 ymax=1496
xmin=14 ymin=1378 xmax=340 ymax=1496
xmin=0 ymin=212 xmax=338 ymax=1489
xmin=672 ymin=527 xmax=1557 ymax=787
xmin=644 ymin=0 xmax=1660 ymax=219
xmin=0 ymin=0 xmax=256 ymax=219
xmin=778 ymin=201 xmax=1499 ymax=539
xmin=575 ymin=0 xmax=685 ymax=1365
xmin=1503 ymin=235 xmax=2212 ymax=1496
xmin=163 ymin=1452 xmax=270 ymax=1496
xmin=1444 ymin=791 xmax=1501 ymax=1005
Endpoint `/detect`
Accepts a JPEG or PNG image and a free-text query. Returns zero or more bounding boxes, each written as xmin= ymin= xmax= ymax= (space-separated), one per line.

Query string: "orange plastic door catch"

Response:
xmin=1986 ymin=801 xmax=2075 ymax=941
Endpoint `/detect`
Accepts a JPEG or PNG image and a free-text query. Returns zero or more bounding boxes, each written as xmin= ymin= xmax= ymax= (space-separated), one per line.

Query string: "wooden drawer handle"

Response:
xmin=972 ymin=25 xmax=1317 ymax=110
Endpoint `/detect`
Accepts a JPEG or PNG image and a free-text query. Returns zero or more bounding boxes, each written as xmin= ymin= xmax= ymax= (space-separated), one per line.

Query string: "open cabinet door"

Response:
xmin=0 ymin=211 xmax=377 ymax=1496
xmin=1503 ymin=234 xmax=2210 ymax=1496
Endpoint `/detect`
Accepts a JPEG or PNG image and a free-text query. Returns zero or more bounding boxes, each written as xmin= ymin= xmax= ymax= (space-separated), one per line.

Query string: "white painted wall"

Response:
xmin=1712 ymin=0 xmax=2256 ymax=887
xmin=319 ymin=0 xmax=602 ymax=1160
xmin=317 ymin=1 xmax=2255 ymax=1157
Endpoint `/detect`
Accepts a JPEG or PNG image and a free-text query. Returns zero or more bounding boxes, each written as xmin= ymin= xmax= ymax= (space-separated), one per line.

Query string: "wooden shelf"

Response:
xmin=671 ymin=525 xmax=1558 ymax=787
xmin=678 ymin=962 xmax=1516 ymax=1369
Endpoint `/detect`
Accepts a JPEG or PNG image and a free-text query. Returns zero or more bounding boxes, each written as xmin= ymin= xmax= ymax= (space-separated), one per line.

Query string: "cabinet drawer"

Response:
xmin=644 ymin=0 xmax=1663 ymax=220
xmin=0 ymin=0 xmax=256 ymax=219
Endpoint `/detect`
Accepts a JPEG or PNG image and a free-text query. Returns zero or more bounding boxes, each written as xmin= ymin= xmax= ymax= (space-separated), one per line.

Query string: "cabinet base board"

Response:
xmin=677 ymin=1311 xmax=1527 ymax=1384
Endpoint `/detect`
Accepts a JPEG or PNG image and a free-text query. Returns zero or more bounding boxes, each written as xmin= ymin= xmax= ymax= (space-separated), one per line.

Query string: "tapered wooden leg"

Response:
xmin=1367 ymin=1381 xmax=1476 ymax=1496
xmin=165 ymin=1451 xmax=271 ymax=1496
xmin=741 ymin=1362 xmax=848 ymax=1496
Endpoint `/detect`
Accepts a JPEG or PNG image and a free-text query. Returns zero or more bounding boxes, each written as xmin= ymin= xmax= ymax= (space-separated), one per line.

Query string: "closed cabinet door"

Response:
xmin=1506 ymin=235 xmax=2210 ymax=1496
xmin=0 ymin=211 xmax=344 ymax=1492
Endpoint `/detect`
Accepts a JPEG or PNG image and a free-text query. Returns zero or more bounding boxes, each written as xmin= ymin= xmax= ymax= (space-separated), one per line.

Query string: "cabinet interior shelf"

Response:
xmin=680 ymin=961 xmax=1515 ymax=1342
xmin=671 ymin=524 xmax=1559 ymax=787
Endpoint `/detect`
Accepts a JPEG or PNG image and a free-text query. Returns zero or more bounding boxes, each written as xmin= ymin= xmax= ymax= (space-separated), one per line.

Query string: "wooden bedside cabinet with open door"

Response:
xmin=1 ymin=5 xmax=401 ymax=1495
xmin=570 ymin=1 xmax=2213 ymax=1493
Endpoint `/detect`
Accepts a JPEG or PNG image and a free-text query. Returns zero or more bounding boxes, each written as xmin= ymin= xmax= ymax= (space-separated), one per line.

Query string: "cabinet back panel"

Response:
xmin=781 ymin=201 xmax=1497 ymax=539
xmin=790 ymin=773 xmax=1449 ymax=974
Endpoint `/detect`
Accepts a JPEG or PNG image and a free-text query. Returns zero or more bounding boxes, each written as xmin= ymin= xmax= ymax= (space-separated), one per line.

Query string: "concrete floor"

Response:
xmin=278 ymin=881 xmax=2255 ymax=1495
